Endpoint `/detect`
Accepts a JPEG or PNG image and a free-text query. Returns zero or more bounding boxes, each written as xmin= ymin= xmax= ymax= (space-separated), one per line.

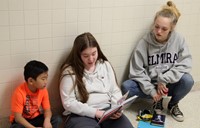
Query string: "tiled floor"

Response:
xmin=124 ymin=85 xmax=200 ymax=128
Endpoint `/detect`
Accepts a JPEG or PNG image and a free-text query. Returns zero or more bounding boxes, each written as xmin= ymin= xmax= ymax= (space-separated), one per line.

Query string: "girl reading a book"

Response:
xmin=59 ymin=32 xmax=134 ymax=128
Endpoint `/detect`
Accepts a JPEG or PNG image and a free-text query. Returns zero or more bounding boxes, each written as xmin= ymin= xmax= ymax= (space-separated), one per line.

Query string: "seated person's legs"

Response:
xmin=11 ymin=114 xmax=62 ymax=128
xmin=64 ymin=114 xmax=100 ymax=128
xmin=121 ymin=79 xmax=150 ymax=98
xmin=35 ymin=114 xmax=62 ymax=128
xmin=101 ymin=114 xmax=133 ymax=128
xmin=168 ymin=73 xmax=194 ymax=105
xmin=167 ymin=73 xmax=194 ymax=122
xmin=10 ymin=123 xmax=25 ymax=128
xmin=51 ymin=115 xmax=63 ymax=128
xmin=10 ymin=115 xmax=44 ymax=128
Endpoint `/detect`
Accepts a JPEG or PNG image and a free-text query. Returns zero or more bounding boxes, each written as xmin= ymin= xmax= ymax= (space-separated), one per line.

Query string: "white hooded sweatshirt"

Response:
xmin=60 ymin=60 xmax=122 ymax=118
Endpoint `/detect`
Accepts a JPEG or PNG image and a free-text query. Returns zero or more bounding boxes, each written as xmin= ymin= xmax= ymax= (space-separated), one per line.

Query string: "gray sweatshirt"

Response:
xmin=60 ymin=60 xmax=122 ymax=118
xmin=129 ymin=31 xmax=192 ymax=97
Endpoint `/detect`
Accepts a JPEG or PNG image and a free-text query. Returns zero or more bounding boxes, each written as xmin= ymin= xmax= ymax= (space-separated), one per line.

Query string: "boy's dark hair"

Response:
xmin=24 ymin=60 xmax=48 ymax=82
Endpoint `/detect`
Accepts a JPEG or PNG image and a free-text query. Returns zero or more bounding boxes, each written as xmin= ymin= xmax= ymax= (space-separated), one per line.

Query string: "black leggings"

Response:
xmin=10 ymin=114 xmax=62 ymax=128
xmin=64 ymin=113 xmax=134 ymax=128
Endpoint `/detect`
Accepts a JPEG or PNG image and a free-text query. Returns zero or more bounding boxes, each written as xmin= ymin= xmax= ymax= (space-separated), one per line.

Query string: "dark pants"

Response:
xmin=64 ymin=113 xmax=134 ymax=128
xmin=10 ymin=114 xmax=62 ymax=128
xmin=121 ymin=73 xmax=194 ymax=105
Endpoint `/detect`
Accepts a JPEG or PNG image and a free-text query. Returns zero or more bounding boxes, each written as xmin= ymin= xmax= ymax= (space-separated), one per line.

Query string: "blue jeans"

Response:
xmin=121 ymin=73 xmax=194 ymax=105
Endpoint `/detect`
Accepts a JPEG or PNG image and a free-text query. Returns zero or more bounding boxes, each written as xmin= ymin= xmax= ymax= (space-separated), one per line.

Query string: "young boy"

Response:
xmin=10 ymin=60 xmax=61 ymax=128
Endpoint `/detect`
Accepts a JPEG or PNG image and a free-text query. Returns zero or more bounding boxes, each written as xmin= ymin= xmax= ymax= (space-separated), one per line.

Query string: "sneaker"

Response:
xmin=169 ymin=104 xmax=184 ymax=122
xmin=153 ymin=98 xmax=163 ymax=114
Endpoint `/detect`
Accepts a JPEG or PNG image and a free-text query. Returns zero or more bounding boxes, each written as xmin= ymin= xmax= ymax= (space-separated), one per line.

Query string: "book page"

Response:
xmin=117 ymin=91 xmax=129 ymax=105
xmin=97 ymin=105 xmax=121 ymax=124
xmin=98 ymin=93 xmax=138 ymax=124
xmin=120 ymin=95 xmax=138 ymax=111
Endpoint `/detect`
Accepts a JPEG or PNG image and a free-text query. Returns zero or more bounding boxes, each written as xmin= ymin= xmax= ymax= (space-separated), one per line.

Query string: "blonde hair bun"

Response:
xmin=167 ymin=1 xmax=173 ymax=7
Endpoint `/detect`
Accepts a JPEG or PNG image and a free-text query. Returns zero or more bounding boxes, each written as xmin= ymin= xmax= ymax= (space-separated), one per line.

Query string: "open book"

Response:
xmin=97 ymin=91 xmax=138 ymax=124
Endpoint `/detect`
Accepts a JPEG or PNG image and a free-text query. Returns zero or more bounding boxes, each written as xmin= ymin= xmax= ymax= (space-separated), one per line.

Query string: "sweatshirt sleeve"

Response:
xmin=60 ymin=74 xmax=97 ymax=118
xmin=129 ymin=41 xmax=157 ymax=97
xmin=158 ymin=38 xmax=192 ymax=84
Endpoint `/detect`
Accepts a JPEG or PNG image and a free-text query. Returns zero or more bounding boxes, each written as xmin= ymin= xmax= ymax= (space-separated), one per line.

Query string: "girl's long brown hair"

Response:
xmin=60 ymin=32 xmax=108 ymax=103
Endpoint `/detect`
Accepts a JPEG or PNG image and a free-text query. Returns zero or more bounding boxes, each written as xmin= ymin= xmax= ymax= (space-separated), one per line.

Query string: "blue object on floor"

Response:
xmin=137 ymin=121 xmax=164 ymax=128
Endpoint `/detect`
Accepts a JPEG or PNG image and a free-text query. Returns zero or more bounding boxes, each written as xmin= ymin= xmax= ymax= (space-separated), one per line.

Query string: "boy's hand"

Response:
xmin=43 ymin=118 xmax=52 ymax=128
xmin=43 ymin=109 xmax=52 ymax=128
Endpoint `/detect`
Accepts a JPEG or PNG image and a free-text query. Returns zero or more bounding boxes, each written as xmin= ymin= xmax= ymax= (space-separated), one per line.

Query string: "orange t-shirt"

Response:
xmin=10 ymin=82 xmax=50 ymax=123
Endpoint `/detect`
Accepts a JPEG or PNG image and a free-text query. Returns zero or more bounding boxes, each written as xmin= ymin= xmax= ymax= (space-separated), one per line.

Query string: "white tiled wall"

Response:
xmin=0 ymin=0 xmax=200 ymax=118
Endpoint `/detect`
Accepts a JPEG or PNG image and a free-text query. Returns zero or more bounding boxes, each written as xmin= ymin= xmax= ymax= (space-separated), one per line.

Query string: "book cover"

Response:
xmin=138 ymin=120 xmax=165 ymax=128
xmin=97 ymin=92 xmax=138 ymax=124
xmin=151 ymin=114 xmax=166 ymax=127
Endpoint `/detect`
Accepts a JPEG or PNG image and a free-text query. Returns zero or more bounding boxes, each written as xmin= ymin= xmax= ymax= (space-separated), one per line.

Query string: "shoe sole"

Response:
xmin=171 ymin=114 xmax=184 ymax=122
